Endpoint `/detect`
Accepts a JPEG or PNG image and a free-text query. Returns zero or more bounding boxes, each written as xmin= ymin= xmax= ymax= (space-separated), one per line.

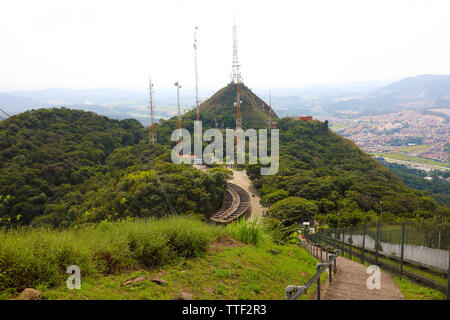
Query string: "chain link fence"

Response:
xmin=323 ymin=221 xmax=449 ymax=272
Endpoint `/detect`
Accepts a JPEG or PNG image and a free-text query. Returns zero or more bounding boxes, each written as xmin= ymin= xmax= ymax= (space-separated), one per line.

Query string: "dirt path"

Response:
xmin=323 ymin=256 xmax=405 ymax=300
xmin=227 ymin=169 xmax=266 ymax=221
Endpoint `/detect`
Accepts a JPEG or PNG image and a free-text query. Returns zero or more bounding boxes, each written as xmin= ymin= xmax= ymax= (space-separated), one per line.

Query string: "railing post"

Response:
xmin=320 ymin=244 xmax=323 ymax=262
xmin=333 ymin=251 xmax=339 ymax=274
xmin=400 ymin=222 xmax=405 ymax=279
xmin=316 ymin=263 xmax=323 ymax=300
xmin=362 ymin=223 xmax=366 ymax=265
xmin=328 ymin=255 xmax=333 ymax=284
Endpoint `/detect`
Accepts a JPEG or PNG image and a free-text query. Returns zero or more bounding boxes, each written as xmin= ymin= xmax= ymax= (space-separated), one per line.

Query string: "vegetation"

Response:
xmin=244 ymin=118 xmax=449 ymax=236
xmin=375 ymin=153 xmax=450 ymax=168
xmin=0 ymin=216 xmax=226 ymax=295
xmin=379 ymin=160 xmax=450 ymax=206
xmin=225 ymin=218 xmax=266 ymax=246
xmin=0 ymin=108 xmax=226 ymax=227
xmin=0 ymin=217 xmax=325 ymax=300
xmin=394 ymin=277 xmax=445 ymax=300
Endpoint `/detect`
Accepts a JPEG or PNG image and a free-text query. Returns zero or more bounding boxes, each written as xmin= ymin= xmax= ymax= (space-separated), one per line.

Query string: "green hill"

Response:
xmin=184 ymin=83 xmax=278 ymax=129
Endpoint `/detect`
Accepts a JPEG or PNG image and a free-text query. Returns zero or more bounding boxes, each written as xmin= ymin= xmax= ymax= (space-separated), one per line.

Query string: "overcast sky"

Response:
xmin=1 ymin=0 xmax=450 ymax=91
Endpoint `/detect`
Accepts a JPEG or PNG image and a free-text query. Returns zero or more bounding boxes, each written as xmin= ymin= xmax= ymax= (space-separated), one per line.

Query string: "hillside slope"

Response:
xmin=246 ymin=118 xmax=448 ymax=231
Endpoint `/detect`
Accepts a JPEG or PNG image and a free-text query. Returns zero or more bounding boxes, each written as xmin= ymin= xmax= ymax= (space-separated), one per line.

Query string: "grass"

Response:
xmin=1 ymin=217 xmax=326 ymax=300
xmin=0 ymin=216 xmax=226 ymax=296
xmin=397 ymin=144 xmax=432 ymax=154
xmin=393 ymin=276 xmax=446 ymax=300
xmin=374 ymin=153 xmax=450 ymax=168
xmin=32 ymin=242 xmax=325 ymax=300
xmin=225 ymin=218 xmax=267 ymax=246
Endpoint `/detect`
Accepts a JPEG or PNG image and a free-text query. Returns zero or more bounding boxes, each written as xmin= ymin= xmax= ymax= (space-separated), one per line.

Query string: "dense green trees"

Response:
xmin=0 ymin=108 xmax=226 ymax=227
xmin=249 ymin=118 xmax=449 ymax=231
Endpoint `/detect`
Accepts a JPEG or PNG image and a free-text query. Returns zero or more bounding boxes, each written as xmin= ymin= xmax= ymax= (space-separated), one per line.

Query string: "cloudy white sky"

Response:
xmin=1 ymin=0 xmax=450 ymax=91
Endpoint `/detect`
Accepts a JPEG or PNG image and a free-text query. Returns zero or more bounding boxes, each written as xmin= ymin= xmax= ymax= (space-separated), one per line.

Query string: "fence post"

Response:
xmin=447 ymin=255 xmax=449 ymax=301
xmin=362 ymin=223 xmax=366 ymax=265
xmin=438 ymin=231 xmax=441 ymax=250
xmin=400 ymin=222 xmax=405 ymax=280
xmin=375 ymin=221 xmax=380 ymax=266
xmin=349 ymin=227 xmax=353 ymax=260
xmin=320 ymin=244 xmax=323 ymax=262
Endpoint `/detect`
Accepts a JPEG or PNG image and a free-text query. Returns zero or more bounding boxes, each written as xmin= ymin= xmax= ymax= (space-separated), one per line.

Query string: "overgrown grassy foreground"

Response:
xmin=0 ymin=217 xmax=323 ymax=300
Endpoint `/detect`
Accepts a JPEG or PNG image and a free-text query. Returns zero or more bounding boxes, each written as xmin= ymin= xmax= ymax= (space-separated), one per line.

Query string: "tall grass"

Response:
xmin=225 ymin=218 xmax=266 ymax=246
xmin=0 ymin=216 xmax=225 ymax=294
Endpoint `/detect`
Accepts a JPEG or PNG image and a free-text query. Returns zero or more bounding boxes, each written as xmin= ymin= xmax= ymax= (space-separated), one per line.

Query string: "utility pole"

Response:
xmin=149 ymin=76 xmax=156 ymax=144
xmin=174 ymin=81 xmax=182 ymax=143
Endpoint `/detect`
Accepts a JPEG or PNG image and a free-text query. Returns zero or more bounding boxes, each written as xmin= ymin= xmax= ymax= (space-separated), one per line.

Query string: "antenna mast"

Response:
xmin=268 ymin=89 xmax=272 ymax=129
xmin=149 ymin=76 xmax=156 ymax=144
xmin=194 ymin=26 xmax=200 ymax=121
xmin=174 ymin=81 xmax=182 ymax=143
xmin=231 ymin=16 xmax=242 ymax=129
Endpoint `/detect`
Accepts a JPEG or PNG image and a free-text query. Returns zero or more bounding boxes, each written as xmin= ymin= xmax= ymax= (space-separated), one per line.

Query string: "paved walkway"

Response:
xmin=322 ymin=256 xmax=405 ymax=300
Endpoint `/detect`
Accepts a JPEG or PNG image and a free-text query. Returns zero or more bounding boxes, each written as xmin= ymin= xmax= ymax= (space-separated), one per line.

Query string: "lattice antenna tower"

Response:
xmin=149 ymin=76 xmax=156 ymax=144
xmin=231 ymin=16 xmax=243 ymax=129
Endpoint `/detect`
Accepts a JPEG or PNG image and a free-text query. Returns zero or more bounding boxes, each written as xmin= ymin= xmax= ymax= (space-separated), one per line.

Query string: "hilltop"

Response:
xmin=184 ymin=83 xmax=278 ymax=129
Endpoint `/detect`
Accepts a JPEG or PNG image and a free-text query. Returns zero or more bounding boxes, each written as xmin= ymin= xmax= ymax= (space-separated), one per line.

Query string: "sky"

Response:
xmin=1 ymin=0 xmax=450 ymax=91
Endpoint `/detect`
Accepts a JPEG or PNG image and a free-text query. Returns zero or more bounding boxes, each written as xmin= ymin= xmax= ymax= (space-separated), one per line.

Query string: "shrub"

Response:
xmin=226 ymin=218 xmax=266 ymax=246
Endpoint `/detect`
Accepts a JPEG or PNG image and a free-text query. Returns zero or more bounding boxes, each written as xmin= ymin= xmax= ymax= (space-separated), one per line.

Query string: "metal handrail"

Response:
xmin=285 ymin=241 xmax=338 ymax=300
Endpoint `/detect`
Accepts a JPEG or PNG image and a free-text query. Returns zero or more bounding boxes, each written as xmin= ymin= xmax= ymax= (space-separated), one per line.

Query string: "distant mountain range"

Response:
xmin=1 ymin=74 xmax=449 ymax=121
xmin=326 ymin=74 xmax=450 ymax=116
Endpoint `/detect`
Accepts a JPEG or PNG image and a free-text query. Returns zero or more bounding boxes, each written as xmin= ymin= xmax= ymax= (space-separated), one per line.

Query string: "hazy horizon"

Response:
xmin=1 ymin=0 xmax=450 ymax=91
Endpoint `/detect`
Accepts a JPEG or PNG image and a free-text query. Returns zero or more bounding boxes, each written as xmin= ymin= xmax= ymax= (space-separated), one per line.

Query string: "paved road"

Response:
xmin=323 ymin=256 xmax=405 ymax=300
xmin=227 ymin=169 xmax=266 ymax=221
xmin=194 ymin=165 xmax=266 ymax=221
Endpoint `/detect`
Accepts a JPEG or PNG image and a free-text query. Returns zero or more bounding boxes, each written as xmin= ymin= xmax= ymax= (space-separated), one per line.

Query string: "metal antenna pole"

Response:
xmin=174 ymin=81 xmax=182 ymax=143
xmin=194 ymin=26 xmax=200 ymax=121
xmin=268 ymin=89 xmax=272 ymax=129
xmin=149 ymin=76 xmax=156 ymax=144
